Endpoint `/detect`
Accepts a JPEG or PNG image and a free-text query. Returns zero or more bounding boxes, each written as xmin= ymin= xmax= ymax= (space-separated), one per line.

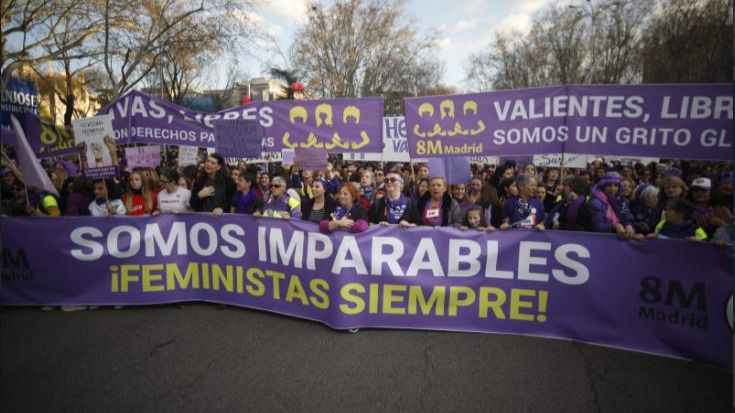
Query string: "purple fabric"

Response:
xmin=0 ymin=215 xmax=731 ymax=370
xmin=98 ymin=90 xmax=384 ymax=153
xmin=405 ymin=84 xmax=732 ymax=160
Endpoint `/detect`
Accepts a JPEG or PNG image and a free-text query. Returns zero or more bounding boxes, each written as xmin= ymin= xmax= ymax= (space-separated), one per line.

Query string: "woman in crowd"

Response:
xmin=500 ymin=173 xmax=545 ymax=231
xmin=462 ymin=204 xmax=493 ymax=231
xmin=630 ymin=185 xmax=662 ymax=236
xmin=89 ymin=179 xmax=126 ymax=216
xmin=465 ymin=176 xmax=483 ymax=207
xmin=414 ymin=177 xmax=430 ymax=201
xmin=688 ymin=177 xmax=731 ymax=238
xmin=302 ymin=178 xmax=336 ymax=223
xmin=262 ymin=176 xmax=301 ymax=219
xmin=417 ymin=176 xmax=463 ymax=227
xmin=64 ymin=177 xmax=94 ymax=216
xmin=358 ymin=170 xmax=376 ymax=209
xmin=320 ymin=183 xmax=369 ymax=233
xmin=547 ymin=175 xmax=590 ymax=231
xmin=588 ymin=171 xmax=636 ymax=238
xmin=497 ymin=177 xmax=518 ymax=207
xmin=369 ymin=171 xmax=418 ymax=227
xmin=231 ymin=172 xmax=263 ymax=215
xmin=451 ymin=183 xmax=473 ymax=215
xmin=122 ymin=170 xmax=158 ymax=216
xmin=659 ymin=175 xmax=687 ymax=208
xmin=620 ymin=177 xmax=636 ymax=203
xmin=155 ymin=168 xmax=191 ymax=214
xmin=190 ymin=153 xmax=235 ymax=217
xmin=292 ymin=168 xmax=315 ymax=200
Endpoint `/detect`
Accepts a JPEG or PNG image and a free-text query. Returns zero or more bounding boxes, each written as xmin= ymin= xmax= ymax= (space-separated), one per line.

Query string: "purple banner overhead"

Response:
xmin=295 ymin=147 xmax=328 ymax=170
xmin=404 ymin=84 xmax=732 ymax=160
xmin=1 ymin=215 xmax=731 ymax=370
xmin=6 ymin=112 xmax=77 ymax=158
xmin=427 ymin=157 xmax=472 ymax=184
xmin=98 ymin=91 xmax=384 ymax=153
xmin=213 ymin=119 xmax=263 ymax=158
xmin=268 ymin=97 xmax=384 ymax=153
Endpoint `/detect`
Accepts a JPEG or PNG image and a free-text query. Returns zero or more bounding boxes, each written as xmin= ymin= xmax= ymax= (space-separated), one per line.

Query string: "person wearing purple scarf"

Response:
xmin=588 ymin=171 xmax=637 ymax=238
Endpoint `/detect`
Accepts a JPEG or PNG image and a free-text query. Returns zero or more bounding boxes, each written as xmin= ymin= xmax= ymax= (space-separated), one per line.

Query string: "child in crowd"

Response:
xmin=648 ymin=198 xmax=707 ymax=241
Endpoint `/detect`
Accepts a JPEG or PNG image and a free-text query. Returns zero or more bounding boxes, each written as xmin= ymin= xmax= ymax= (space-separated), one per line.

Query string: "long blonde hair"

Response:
xmin=125 ymin=171 xmax=155 ymax=213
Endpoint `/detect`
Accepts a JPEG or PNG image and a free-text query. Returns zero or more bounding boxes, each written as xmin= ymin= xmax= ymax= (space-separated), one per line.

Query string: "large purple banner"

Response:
xmin=404 ymin=84 xmax=732 ymax=160
xmin=98 ymin=91 xmax=384 ymax=153
xmin=0 ymin=215 xmax=731 ymax=370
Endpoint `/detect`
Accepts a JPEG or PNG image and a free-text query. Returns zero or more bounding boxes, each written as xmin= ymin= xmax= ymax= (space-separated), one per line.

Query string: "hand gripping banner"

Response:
xmin=0 ymin=215 xmax=731 ymax=370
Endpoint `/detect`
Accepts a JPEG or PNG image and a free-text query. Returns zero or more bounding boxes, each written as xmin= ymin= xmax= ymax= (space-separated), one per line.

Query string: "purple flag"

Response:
xmin=9 ymin=115 xmax=58 ymax=196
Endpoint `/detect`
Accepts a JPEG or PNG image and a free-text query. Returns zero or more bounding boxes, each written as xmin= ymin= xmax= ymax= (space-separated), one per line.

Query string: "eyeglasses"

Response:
xmin=386 ymin=177 xmax=401 ymax=183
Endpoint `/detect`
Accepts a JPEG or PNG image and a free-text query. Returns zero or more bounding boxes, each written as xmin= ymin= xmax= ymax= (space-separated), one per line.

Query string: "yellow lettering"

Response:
xmin=510 ymin=289 xmax=536 ymax=321
xmin=166 ymin=262 xmax=199 ymax=290
xmin=246 ymin=268 xmax=265 ymax=297
xmin=478 ymin=287 xmax=507 ymax=319
xmin=286 ymin=275 xmax=309 ymax=305
xmin=408 ymin=286 xmax=446 ymax=316
xmin=382 ymin=284 xmax=407 ymax=315
xmin=212 ymin=264 xmax=234 ymax=292
xmin=120 ymin=264 xmax=140 ymax=292
xmin=448 ymin=286 xmax=476 ymax=316
xmin=308 ymin=278 xmax=330 ymax=309
xmin=142 ymin=264 xmax=164 ymax=292
xmin=369 ymin=283 xmax=379 ymax=314
xmin=339 ymin=283 xmax=365 ymax=315
xmin=265 ymin=270 xmax=285 ymax=299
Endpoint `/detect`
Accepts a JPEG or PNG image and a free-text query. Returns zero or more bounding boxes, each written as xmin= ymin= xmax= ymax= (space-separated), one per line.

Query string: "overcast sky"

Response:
xmin=213 ymin=0 xmax=560 ymax=91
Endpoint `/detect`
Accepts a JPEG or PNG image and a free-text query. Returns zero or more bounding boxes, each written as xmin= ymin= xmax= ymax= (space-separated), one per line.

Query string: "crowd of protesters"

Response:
xmin=1 ymin=145 xmax=733 ymax=246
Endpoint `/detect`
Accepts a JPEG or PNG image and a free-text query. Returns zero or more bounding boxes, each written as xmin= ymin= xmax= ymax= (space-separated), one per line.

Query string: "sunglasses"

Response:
xmin=271 ymin=184 xmax=283 ymax=188
xmin=386 ymin=177 xmax=401 ymax=183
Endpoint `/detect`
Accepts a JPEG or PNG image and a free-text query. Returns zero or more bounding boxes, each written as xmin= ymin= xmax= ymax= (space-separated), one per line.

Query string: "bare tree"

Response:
xmin=289 ymin=0 xmax=443 ymax=98
xmin=465 ymin=0 xmax=660 ymax=90
xmin=641 ymin=0 xmax=732 ymax=83
xmin=1 ymin=0 xmax=101 ymax=91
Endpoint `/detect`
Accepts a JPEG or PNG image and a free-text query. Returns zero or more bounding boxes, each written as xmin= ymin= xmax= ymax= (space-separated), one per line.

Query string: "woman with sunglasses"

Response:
xmin=190 ymin=153 xmax=236 ymax=217
xmin=154 ymin=168 xmax=191 ymax=214
xmin=261 ymin=176 xmax=301 ymax=219
xmin=320 ymin=183 xmax=368 ymax=233
xmin=369 ymin=172 xmax=417 ymax=227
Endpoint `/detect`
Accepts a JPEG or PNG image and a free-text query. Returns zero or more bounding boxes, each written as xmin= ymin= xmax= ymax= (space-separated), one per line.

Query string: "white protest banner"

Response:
xmin=125 ymin=145 xmax=161 ymax=169
xmin=178 ymin=145 xmax=199 ymax=166
xmin=469 ymin=156 xmax=500 ymax=165
xmin=225 ymin=152 xmax=282 ymax=166
xmin=533 ymin=153 xmax=589 ymax=168
xmin=71 ymin=114 xmax=117 ymax=178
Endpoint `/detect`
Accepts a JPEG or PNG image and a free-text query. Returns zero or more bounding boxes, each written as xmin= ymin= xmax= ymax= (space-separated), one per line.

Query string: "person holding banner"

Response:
xmin=301 ymin=179 xmax=336 ymax=224
xmin=630 ymin=185 xmax=661 ymax=236
xmin=261 ymin=176 xmax=301 ymax=219
xmin=500 ymin=173 xmax=545 ymax=231
xmin=155 ymin=168 xmax=191 ymax=214
xmin=320 ymin=184 xmax=368 ymax=233
xmin=588 ymin=172 xmax=636 ymax=238
xmin=231 ymin=172 xmax=263 ymax=215
xmin=190 ymin=153 xmax=235 ymax=217
xmin=417 ymin=176 xmax=463 ymax=228
xmin=369 ymin=172 xmax=418 ymax=227
xmin=122 ymin=171 xmax=158 ymax=216
xmin=88 ymin=179 xmax=126 ymax=217
xmin=547 ymin=175 xmax=591 ymax=232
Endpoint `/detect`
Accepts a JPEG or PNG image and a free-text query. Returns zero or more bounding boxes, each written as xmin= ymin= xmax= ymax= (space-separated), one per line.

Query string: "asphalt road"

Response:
xmin=1 ymin=304 xmax=731 ymax=413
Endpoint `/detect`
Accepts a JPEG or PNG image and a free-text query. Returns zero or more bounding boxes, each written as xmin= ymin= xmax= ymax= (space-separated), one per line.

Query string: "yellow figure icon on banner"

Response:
xmin=283 ymin=104 xmax=372 ymax=149
xmin=412 ymin=99 xmax=484 ymax=137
